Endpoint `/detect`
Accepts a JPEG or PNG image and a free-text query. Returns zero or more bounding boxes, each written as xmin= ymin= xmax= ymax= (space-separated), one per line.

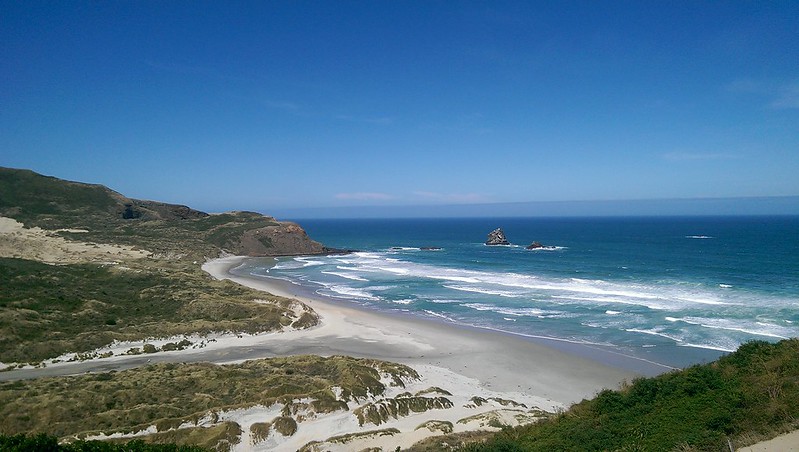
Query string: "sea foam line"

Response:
xmin=321 ymin=271 xmax=369 ymax=282
xmin=444 ymin=285 xmax=522 ymax=298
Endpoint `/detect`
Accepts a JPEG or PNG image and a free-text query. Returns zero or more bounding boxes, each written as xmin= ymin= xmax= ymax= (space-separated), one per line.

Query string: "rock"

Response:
xmin=485 ymin=228 xmax=510 ymax=246
xmin=526 ymin=241 xmax=544 ymax=250
xmin=420 ymin=246 xmax=441 ymax=251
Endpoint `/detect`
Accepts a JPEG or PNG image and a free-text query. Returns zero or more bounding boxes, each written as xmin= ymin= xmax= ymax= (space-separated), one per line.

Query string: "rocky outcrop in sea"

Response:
xmin=485 ymin=228 xmax=510 ymax=246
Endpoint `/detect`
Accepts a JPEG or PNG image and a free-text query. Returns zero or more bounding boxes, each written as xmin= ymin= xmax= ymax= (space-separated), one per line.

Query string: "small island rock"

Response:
xmin=486 ymin=228 xmax=510 ymax=246
xmin=526 ymin=241 xmax=544 ymax=250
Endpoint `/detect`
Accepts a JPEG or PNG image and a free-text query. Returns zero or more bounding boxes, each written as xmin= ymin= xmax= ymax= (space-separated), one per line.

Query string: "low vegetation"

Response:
xmin=460 ymin=339 xmax=799 ymax=451
xmin=0 ymin=257 xmax=316 ymax=363
xmin=299 ymin=428 xmax=401 ymax=452
xmin=0 ymin=356 xmax=417 ymax=445
xmin=354 ymin=395 xmax=455 ymax=427
xmin=0 ymin=433 xmax=208 ymax=451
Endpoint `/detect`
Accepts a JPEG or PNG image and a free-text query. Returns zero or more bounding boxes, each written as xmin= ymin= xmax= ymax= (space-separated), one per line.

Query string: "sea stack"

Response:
xmin=526 ymin=241 xmax=544 ymax=250
xmin=486 ymin=228 xmax=510 ymax=245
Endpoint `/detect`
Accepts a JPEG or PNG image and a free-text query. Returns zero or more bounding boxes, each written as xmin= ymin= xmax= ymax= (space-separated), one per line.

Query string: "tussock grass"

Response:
xmin=0 ymin=356 xmax=417 ymax=441
xmin=248 ymin=422 xmax=271 ymax=444
xmin=416 ymin=420 xmax=454 ymax=434
xmin=106 ymin=422 xmax=241 ymax=451
xmin=354 ymin=396 xmax=454 ymax=426
xmin=299 ymin=428 xmax=401 ymax=451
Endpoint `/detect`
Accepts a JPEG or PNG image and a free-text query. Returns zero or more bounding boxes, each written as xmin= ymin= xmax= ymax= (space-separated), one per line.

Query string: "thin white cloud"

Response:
xmin=265 ymin=100 xmax=301 ymax=112
xmin=334 ymin=115 xmax=393 ymax=125
xmin=725 ymin=78 xmax=799 ymax=110
xmin=335 ymin=192 xmax=396 ymax=201
xmin=662 ymin=152 xmax=739 ymax=161
xmin=412 ymin=191 xmax=490 ymax=204
xmin=422 ymin=112 xmax=493 ymax=134
xmin=724 ymin=78 xmax=765 ymax=93
xmin=770 ymin=82 xmax=799 ymax=109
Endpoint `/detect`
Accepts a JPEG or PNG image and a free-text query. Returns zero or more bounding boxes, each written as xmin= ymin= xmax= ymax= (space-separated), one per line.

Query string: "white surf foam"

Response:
xmin=626 ymin=328 xmax=681 ymax=342
xmin=324 ymin=285 xmax=380 ymax=301
xmin=673 ymin=316 xmax=794 ymax=339
xmin=377 ymin=266 xmax=410 ymax=275
xmin=294 ymin=257 xmax=325 ymax=267
xmin=264 ymin=248 xmax=797 ymax=359
xmin=526 ymin=245 xmax=566 ymax=251
xmin=462 ymin=302 xmax=547 ymax=317
xmin=428 ymin=274 xmax=482 ymax=283
xmin=423 ymin=310 xmax=455 ymax=322
xmin=320 ymin=271 xmax=369 ymax=282
xmin=443 ymin=285 xmax=522 ymax=298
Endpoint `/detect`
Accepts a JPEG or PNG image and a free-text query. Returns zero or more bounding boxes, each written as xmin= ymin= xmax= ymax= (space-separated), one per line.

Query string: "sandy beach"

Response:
xmin=206 ymin=256 xmax=653 ymax=402
xmin=197 ymin=256 xmax=660 ymax=450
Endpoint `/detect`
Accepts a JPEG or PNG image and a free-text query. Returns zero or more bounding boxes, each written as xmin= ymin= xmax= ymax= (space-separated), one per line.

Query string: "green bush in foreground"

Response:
xmin=465 ymin=339 xmax=799 ymax=451
xmin=0 ymin=433 xmax=207 ymax=451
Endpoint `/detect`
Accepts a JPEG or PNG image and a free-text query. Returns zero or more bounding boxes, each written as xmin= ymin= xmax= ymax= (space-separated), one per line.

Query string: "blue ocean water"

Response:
xmin=236 ymin=217 xmax=799 ymax=369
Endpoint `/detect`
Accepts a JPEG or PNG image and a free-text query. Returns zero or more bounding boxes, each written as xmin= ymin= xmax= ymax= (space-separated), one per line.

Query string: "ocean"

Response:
xmin=232 ymin=216 xmax=799 ymax=370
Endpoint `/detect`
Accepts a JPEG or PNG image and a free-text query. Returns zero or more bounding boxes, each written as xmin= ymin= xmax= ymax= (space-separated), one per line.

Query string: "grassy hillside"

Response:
xmin=0 ymin=167 xmax=210 ymax=228
xmin=458 ymin=339 xmax=799 ymax=451
xmin=0 ymin=167 xmax=326 ymax=258
xmin=0 ymin=168 xmax=128 ymax=229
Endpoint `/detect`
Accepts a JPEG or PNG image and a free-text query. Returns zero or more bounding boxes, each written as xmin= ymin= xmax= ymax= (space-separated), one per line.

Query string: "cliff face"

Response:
xmin=0 ymin=167 xmax=333 ymax=258
xmin=235 ymin=221 xmax=326 ymax=256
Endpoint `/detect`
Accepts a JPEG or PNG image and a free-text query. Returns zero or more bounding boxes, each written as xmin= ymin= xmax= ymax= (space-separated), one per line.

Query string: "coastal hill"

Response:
xmin=0 ymin=167 xmax=332 ymax=365
xmin=0 ymin=167 xmax=334 ymax=258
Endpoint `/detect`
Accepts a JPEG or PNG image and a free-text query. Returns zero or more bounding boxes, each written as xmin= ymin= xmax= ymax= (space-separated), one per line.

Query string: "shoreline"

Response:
xmin=0 ymin=255 xmax=679 ymax=451
xmin=198 ymin=255 xmax=654 ymax=449
xmin=205 ymin=255 xmax=661 ymax=404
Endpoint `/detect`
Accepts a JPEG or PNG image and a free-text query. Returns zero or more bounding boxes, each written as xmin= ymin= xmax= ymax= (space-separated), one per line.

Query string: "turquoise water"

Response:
xmin=237 ymin=216 xmax=799 ymax=369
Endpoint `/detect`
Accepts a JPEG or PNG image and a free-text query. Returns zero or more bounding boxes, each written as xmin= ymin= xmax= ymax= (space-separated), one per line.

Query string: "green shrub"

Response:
xmin=469 ymin=339 xmax=799 ymax=451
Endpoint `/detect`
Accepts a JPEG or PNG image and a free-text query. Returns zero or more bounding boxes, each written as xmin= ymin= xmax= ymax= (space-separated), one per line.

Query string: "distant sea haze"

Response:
xmin=265 ymin=196 xmax=799 ymax=219
xmin=234 ymin=216 xmax=799 ymax=369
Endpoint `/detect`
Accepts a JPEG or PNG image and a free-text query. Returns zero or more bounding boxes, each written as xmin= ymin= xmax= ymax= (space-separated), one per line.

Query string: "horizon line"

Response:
xmin=263 ymin=195 xmax=799 ymax=220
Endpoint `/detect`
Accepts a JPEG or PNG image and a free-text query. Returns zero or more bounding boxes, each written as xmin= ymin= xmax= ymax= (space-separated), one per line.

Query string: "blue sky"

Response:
xmin=2 ymin=1 xmax=798 ymax=217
